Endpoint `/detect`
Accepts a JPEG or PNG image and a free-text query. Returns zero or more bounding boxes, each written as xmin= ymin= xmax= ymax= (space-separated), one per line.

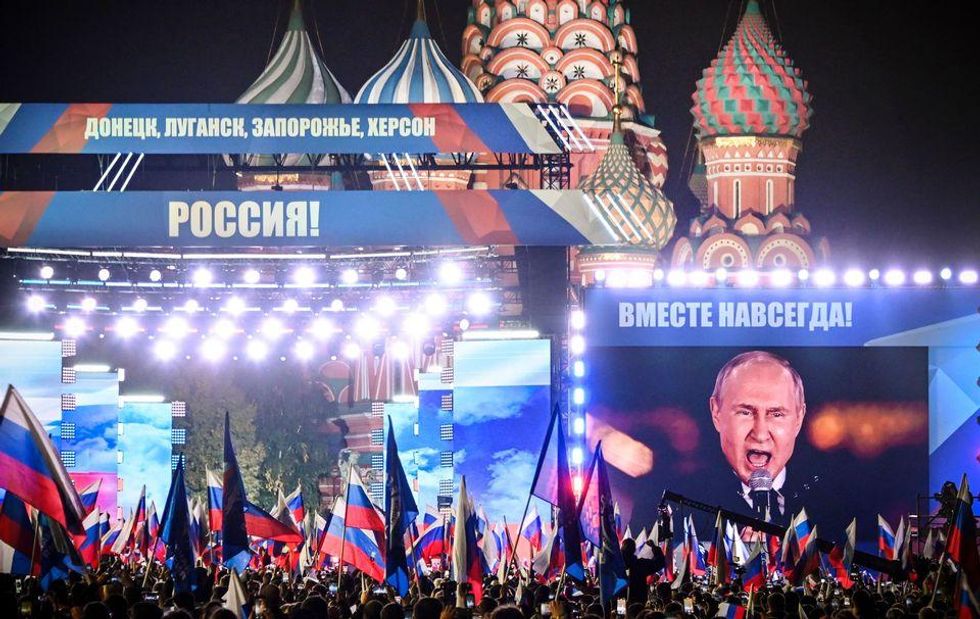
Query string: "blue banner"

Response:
xmin=0 ymin=102 xmax=559 ymax=155
xmin=585 ymin=287 xmax=979 ymax=347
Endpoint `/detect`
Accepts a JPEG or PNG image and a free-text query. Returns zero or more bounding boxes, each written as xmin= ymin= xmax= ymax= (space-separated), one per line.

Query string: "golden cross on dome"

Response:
xmin=610 ymin=49 xmax=624 ymax=133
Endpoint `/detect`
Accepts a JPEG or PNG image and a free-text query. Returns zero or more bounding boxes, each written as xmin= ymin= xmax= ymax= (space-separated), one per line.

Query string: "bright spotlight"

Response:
xmin=294 ymin=340 xmax=315 ymax=361
xmin=162 ymin=316 xmax=191 ymax=339
xmin=375 ymin=296 xmax=397 ymax=317
xmin=63 ymin=317 xmax=87 ymax=338
xmin=246 ymin=340 xmax=268 ymax=361
xmin=569 ymin=334 xmax=586 ymax=356
xmin=688 ymin=271 xmax=709 ymax=287
xmin=293 ymin=266 xmax=316 ymax=287
xmin=329 ymin=298 xmax=344 ymax=312
xmin=192 ymin=268 xmax=213 ymax=287
xmin=342 ymin=341 xmax=362 ymax=360
xmin=355 ymin=315 xmax=381 ymax=341
xmin=439 ymin=262 xmax=463 ymax=285
xmin=666 ymin=270 xmax=686 ymax=287
xmin=594 ymin=270 xmax=606 ymax=282
xmin=627 ymin=269 xmax=652 ymax=288
xmin=200 ymin=338 xmax=225 ymax=362
xmin=98 ymin=268 xmax=111 ymax=282
xmin=148 ymin=269 xmax=162 ymax=283
xmin=132 ymin=298 xmax=148 ymax=313
xmin=797 ymin=269 xmax=810 ymax=282
xmin=154 ymin=340 xmax=177 ymax=361
xmin=281 ymin=298 xmax=300 ymax=313
xmin=390 ymin=340 xmax=410 ymax=360
xmin=573 ymin=417 xmax=585 ymax=435
xmin=572 ymin=387 xmax=585 ymax=405
xmin=212 ymin=319 xmax=237 ymax=340
xmin=570 ymin=310 xmax=586 ymax=330
xmin=225 ymin=297 xmax=246 ymax=315
xmin=114 ymin=316 xmax=140 ymax=338
xmin=737 ymin=270 xmax=760 ymax=288
xmin=769 ymin=269 xmax=793 ymax=288
xmin=868 ymin=269 xmax=880 ymax=282
xmin=606 ymin=269 xmax=628 ymax=288
xmin=571 ymin=447 xmax=584 ymax=465
xmin=467 ymin=292 xmax=492 ymax=316
xmin=26 ymin=295 xmax=46 ymax=313
xmin=261 ymin=317 xmax=287 ymax=340
xmin=394 ymin=267 xmax=408 ymax=281
xmin=308 ymin=318 xmax=334 ymax=340
xmin=959 ymin=269 xmax=978 ymax=285
xmin=424 ymin=293 xmax=447 ymax=316
xmin=340 ymin=269 xmax=359 ymax=285
xmin=243 ymin=269 xmax=261 ymax=285
xmin=572 ymin=360 xmax=585 ymax=378
xmin=81 ymin=297 xmax=98 ymax=312
xmin=183 ymin=299 xmax=201 ymax=313
xmin=812 ymin=268 xmax=836 ymax=288
xmin=653 ymin=268 xmax=665 ymax=282
xmin=883 ymin=268 xmax=906 ymax=287
xmin=458 ymin=318 xmax=471 ymax=331
xmin=843 ymin=268 xmax=866 ymax=287
xmin=912 ymin=269 xmax=933 ymax=286
xmin=714 ymin=267 xmax=728 ymax=283
xmin=39 ymin=265 xmax=54 ymax=280
xmin=402 ymin=313 xmax=430 ymax=339
xmin=939 ymin=267 xmax=953 ymax=281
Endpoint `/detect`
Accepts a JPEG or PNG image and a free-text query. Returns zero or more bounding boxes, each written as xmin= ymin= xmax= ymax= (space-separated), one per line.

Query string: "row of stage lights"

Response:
xmin=31 ymin=261 xmax=475 ymax=288
xmin=568 ymin=308 xmax=587 ymax=495
xmin=592 ymin=266 xmax=978 ymax=288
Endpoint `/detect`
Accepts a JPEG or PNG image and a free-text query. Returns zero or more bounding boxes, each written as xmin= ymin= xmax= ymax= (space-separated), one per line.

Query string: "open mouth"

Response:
xmin=746 ymin=450 xmax=772 ymax=468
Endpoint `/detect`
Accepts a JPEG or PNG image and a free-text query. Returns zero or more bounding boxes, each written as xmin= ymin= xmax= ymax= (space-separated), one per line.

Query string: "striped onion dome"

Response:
xmin=579 ymin=132 xmax=676 ymax=250
xmin=691 ymin=0 xmax=811 ymax=139
xmin=355 ymin=19 xmax=483 ymax=104
xmin=237 ymin=1 xmax=351 ymax=106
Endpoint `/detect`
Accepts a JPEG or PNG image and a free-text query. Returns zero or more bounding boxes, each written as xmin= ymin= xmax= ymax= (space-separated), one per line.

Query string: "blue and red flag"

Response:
xmin=0 ymin=386 xmax=86 ymax=534
xmin=595 ymin=443 xmax=627 ymax=607
xmin=792 ymin=508 xmax=812 ymax=553
xmin=718 ymin=602 xmax=747 ymax=619
xmin=877 ymin=514 xmax=896 ymax=560
xmin=78 ymin=479 xmax=101 ymax=516
xmin=101 ymin=516 xmax=123 ymax=556
xmin=345 ymin=466 xmax=385 ymax=532
xmin=244 ymin=500 xmax=303 ymax=543
xmin=76 ymin=508 xmax=103 ymax=568
xmin=521 ymin=505 xmax=543 ymax=553
xmin=384 ymin=416 xmax=419 ymax=596
xmin=828 ymin=518 xmax=856 ymax=589
xmin=791 ymin=525 xmax=821 ymax=586
xmin=686 ymin=516 xmax=707 ymax=577
xmin=131 ymin=485 xmax=148 ymax=554
xmin=710 ymin=511 xmax=730 ymax=585
xmin=284 ymin=483 xmax=304 ymax=529
xmin=0 ymin=492 xmax=40 ymax=575
xmin=206 ymin=468 xmax=223 ymax=534
xmin=159 ymin=458 xmax=197 ymax=593
xmin=742 ymin=543 xmax=765 ymax=592
xmin=947 ymin=475 xmax=980 ymax=617
xmin=37 ymin=514 xmax=83 ymax=590
xmin=414 ymin=512 xmax=450 ymax=562
xmin=451 ymin=476 xmax=486 ymax=603
xmin=317 ymin=496 xmax=386 ymax=582
xmin=222 ymin=411 xmax=251 ymax=572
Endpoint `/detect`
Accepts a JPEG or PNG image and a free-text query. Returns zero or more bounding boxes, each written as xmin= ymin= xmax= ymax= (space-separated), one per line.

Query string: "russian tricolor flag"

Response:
xmin=742 ymin=542 xmax=765 ymax=592
xmin=78 ymin=479 xmax=101 ymax=516
xmin=76 ymin=508 xmax=102 ymax=567
xmin=521 ymin=505 xmax=543 ymax=553
xmin=285 ymin=483 xmax=304 ymax=529
xmin=345 ymin=466 xmax=384 ymax=532
xmin=317 ymin=496 xmax=386 ymax=582
xmin=877 ymin=514 xmax=896 ymax=560
xmin=0 ymin=386 xmax=86 ymax=534
xmin=0 ymin=492 xmax=40 ymax=575
xmin=206 ymin=467 xmax=223 ymax=533
xmin=244 ymin=500 xmax=303 ymax=544
xmin=717 ymin=602 xmax=747 ymax=619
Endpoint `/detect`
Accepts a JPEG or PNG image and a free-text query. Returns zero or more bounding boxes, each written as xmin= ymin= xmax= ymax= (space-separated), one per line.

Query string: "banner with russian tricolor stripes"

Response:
xmin=0 ymin=190 xmax=616 ymax=247
xmin=0 ymin=103 xmax=560 ymax=155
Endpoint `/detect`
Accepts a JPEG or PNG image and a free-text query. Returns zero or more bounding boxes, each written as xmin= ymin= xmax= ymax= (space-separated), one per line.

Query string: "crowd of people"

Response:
xmin=0 ymin=540 xmax=965 ymax=619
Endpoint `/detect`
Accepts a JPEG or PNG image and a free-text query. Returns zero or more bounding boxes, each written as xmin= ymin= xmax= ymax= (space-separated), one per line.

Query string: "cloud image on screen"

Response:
xmin=118 ymin=402 xmax=171 ymax=514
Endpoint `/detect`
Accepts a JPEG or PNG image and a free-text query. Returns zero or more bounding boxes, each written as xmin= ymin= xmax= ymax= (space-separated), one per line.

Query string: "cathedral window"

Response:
xmin=733 ymin=179 xmax=742 ymax=218
xmin=766 ymin=180 xmax=774 ymax=214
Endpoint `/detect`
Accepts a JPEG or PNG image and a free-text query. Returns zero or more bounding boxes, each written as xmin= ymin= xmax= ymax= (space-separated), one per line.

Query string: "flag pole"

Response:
xmin=337 ymin=460 xmax=354 ymax=590
xmin=28 ymin=512 xmax=40 ymax=577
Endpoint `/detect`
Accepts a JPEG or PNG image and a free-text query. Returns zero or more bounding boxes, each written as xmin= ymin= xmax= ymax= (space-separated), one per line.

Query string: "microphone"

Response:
xmin=749 ymin=469 xmax=773 ymax=521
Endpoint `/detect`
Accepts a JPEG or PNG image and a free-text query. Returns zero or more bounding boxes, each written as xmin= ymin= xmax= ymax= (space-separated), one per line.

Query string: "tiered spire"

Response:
xmin=691 ymin=0 xmax=812 ymax=138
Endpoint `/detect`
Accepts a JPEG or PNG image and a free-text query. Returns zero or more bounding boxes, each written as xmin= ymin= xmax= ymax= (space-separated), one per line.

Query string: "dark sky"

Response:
xmin=1 ymin=1 xmax=976 ymax=265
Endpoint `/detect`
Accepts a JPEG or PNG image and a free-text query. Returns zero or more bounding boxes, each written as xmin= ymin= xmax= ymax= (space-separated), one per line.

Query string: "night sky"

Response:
xmin=0 ymin=1 xmax=976 ymax=265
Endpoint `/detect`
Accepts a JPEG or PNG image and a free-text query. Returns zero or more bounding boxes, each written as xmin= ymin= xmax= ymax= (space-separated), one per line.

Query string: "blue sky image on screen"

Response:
xmin=64 ymin=371 xmax=119 ymax=514
xmin=117 ymin=402 xmax=171 ymax=515
xmin=452 ymin=339 xmax=551 ymax=525
xmin=0 ymin=340 xmax=63 ymax=436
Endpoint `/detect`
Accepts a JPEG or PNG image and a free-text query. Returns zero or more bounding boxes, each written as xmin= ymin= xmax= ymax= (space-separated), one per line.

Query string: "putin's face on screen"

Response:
xmin=710 ymin=356 xmax=805 ymax=484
